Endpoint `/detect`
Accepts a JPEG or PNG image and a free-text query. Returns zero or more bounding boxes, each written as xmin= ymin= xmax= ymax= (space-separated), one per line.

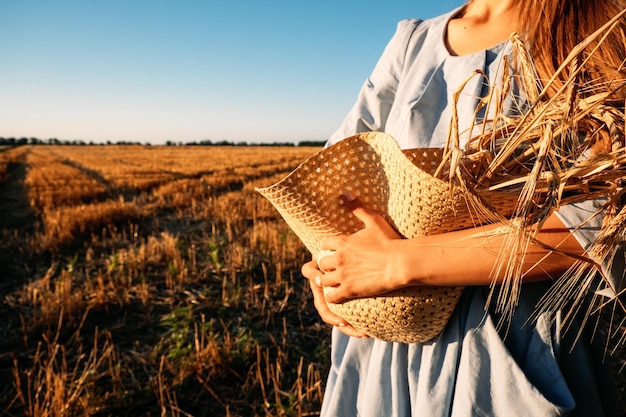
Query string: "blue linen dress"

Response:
xmin=320 ymin=8 xmax=622 ymax=417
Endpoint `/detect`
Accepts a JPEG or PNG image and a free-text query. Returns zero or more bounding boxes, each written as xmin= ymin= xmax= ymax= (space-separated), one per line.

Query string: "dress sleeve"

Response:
xmin=555 ymin=200 xmax=626 ymax=297
xmin=325 ymin=19 xmax=423 ymax=146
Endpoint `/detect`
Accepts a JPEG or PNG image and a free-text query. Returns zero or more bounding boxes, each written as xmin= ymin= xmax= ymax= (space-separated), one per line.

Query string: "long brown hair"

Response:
xmin=516 ymin=0 xmax=625 ymax=103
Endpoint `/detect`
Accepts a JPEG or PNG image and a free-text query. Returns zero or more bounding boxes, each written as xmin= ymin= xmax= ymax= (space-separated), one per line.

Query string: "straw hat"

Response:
xmin=256 ymin=132 xmax=518 ymax=343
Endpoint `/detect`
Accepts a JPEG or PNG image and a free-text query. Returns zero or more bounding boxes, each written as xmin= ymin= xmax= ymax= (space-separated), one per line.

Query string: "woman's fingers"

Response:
xmin=322 ymin=192 xmax=401 ymax=254
xmin=315 ymin=249 xmax=336 ymax=273
xmin=341 ymin=192 xmax=381 ymax=230
xmin=302 ymin=259 xmax=368 ymax=338
xmin=309 ymin=281 xmax=368 ymax=337
xmin=301 ymin=258 xmax=321 ymax=279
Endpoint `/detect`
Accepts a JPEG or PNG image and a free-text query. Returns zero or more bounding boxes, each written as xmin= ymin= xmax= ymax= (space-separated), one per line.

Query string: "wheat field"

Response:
xmin=0 ymin=144 xmax=623 ymax=416
xmin=0 ymin=144 xmax=328 ymax=417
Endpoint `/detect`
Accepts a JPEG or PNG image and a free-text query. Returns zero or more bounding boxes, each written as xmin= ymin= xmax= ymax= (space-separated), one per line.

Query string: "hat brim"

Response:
xmin=256 ymin=132 xmax=516 ymax=342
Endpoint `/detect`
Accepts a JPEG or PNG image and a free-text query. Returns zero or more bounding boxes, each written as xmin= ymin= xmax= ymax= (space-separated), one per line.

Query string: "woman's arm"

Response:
xmin=300 ymin=193 xmax=586 ymax=336
xmin=313 ymin=193 xmax=586 ymax=305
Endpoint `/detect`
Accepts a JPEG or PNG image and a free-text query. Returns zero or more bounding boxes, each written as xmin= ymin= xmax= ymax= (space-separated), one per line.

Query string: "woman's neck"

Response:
xmin=446 ymin=0 xmax=520 ymax=56
xmin=462 ymin=0 xmax=518 ymax=20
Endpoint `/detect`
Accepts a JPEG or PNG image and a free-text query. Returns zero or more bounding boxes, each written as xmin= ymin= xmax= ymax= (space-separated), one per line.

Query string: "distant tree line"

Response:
xmin=0 ymin=137 xmax=325 ymax=147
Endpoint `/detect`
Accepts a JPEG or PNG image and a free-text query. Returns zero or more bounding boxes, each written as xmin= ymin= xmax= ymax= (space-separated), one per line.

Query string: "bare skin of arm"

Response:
xmin=301 ymin=196 xmax=585 ymax=337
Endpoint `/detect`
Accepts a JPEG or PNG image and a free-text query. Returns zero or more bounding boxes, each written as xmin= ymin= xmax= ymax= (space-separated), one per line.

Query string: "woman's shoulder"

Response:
xmin=395 ymin=18 xmax=423 ymax=32
xmin=390 ymin=7 xmax=462 ymax=52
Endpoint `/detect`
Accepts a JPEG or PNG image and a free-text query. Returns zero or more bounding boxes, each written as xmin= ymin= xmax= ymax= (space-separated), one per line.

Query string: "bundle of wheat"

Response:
xmin=436 ymin=8 xmax=626 ymax=329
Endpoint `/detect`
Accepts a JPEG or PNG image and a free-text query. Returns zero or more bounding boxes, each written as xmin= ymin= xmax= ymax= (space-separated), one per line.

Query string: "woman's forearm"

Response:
xmin=318 ymin=202 xmax=587 ymax=304
xmin=396 ymin=213 xmax=585 ymax=287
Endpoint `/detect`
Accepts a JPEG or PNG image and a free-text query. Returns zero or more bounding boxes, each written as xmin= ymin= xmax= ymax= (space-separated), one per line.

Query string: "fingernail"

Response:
xmin=337 ymin=322 xmax=346 ymax=327
xmin=314 ymin=276 xmax=322 ymax=287
xmin=342 ymin=190 xmax=356 ymax=202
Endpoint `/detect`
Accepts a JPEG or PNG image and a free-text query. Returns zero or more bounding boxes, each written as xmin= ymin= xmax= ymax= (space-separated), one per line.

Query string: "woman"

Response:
xmin=301 ymin=0 xmax=625 ymax=416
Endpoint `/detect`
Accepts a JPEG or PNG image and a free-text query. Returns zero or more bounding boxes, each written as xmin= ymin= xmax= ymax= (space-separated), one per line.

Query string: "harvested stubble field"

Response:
xmin=0 ymin=144 xmax=624 ymax=417
xmin=0 ymin=144 xmax=327 ymax=417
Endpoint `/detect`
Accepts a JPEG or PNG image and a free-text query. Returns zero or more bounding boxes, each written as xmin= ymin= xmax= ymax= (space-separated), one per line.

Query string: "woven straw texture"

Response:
xmin=257 ymin=132 xmax=519 ymax=343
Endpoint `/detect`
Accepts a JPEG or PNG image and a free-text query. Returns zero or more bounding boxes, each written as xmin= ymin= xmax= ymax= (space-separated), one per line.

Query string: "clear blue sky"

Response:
xmin=0 ymin=1 xmax=464 ymax=145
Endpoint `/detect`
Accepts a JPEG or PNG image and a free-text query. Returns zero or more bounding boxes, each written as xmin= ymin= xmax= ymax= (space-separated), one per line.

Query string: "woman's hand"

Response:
xmin=300 ymin=190 xmax=583 ymax=334
xmin=316 ymin=192 xmax=406 ymax=304
xmin=301 ymin=258 xmax=369 ymax=338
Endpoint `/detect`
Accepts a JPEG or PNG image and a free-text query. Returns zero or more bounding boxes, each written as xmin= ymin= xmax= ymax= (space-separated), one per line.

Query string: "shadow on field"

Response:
xmin=59 ymin=157 xmax=111 ymax=189
xmin=0 ymin=149 xmax=45 ymax=292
